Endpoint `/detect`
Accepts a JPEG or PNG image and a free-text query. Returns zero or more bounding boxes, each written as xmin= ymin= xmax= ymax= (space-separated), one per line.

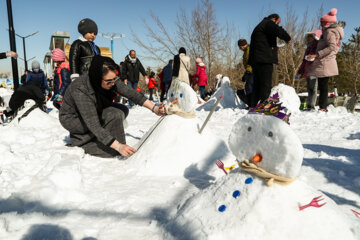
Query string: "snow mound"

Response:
xmin=9 ymin=107 xmax=61 ymax=129
xmin=128 ymin=114 xmax=230 ymax=176
xmin=270 ymin=84 xmax=300 ymax=114
xmin=166 ymin=171 xmax=359 ymax=240
xmin=197 ymin=77 xmax=246 ymax=111
xmin=229 ymin=114 xmax=303 ymax=178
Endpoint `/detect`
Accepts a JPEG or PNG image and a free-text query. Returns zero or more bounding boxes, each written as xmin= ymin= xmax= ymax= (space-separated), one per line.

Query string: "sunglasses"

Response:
xmin=103 ymin=77 xmax=120 ymax=85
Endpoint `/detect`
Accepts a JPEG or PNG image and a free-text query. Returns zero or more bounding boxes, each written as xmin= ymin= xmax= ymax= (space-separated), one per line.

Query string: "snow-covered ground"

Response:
xmin=0 ymin=99 xmax=359 ymax=239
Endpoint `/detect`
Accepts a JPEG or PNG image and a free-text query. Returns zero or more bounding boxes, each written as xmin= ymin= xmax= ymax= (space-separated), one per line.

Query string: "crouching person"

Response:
xmin=59 ymin=55 xmax=165 ymax=158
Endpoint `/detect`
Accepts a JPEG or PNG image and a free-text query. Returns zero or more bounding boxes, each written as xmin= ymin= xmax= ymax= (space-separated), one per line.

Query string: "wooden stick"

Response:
xmin=199 ymin=92 xmax=224 ymax=134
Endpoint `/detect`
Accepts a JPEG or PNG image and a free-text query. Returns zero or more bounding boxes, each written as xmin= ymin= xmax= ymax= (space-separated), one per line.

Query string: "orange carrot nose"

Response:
xmin=172 ymin=99 xmax=178 ymax=104
xmin=252 ymin=154 xmax=262 ymax=162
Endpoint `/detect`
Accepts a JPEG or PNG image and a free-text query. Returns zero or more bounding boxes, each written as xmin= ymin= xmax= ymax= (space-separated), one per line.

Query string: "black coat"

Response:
xmin=69 ymin=39 xmax=101 ymax=76
xmin=121 ymin=55 xmax=146 ymax=83
xmin=9 ymin=85 xmax=45 ymax=112
xmin=0 ymin=52 xmax=6 ymax=59
xmin=249 ymin=18 xmax=291 ymax=65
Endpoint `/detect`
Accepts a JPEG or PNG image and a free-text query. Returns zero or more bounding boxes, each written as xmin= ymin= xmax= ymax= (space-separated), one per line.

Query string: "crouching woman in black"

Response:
xmin=59 ymin=55 xmax=165 ymax=158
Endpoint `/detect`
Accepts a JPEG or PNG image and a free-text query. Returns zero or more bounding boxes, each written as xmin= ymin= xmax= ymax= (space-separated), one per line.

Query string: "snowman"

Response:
xmin=163 ymin=93 xmax=359 ymax=240
xmin=197 ymin=76 xmax=246 ymax=111
xmin=127 ymin=78 xmax=231 ymax=176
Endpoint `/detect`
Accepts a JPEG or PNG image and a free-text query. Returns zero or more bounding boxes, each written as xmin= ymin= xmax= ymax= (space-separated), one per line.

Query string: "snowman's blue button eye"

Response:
xmin=180 ymin=93 xmax=183 ymax=98
xmin=171 ymin=93 xmax=174 ymax=97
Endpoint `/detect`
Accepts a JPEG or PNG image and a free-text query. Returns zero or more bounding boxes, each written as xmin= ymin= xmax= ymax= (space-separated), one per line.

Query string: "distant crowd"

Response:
xmin=0 ymin=7 xmax=344 ymax=157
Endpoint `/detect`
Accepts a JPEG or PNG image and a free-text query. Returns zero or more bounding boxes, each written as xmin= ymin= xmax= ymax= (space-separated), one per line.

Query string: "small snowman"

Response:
xmin=165 ymin=78 xmax=198 ymax=118
xmin=197 ymin=76 xmax=245 ymax=111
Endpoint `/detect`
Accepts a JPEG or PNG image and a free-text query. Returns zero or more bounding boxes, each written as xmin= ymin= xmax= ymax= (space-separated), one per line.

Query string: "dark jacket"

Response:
xmin=297 ymin=41 xmax=318 ymax=78
xmin=249 ymin=18 xmax=291 ymax=65
xmin=26 ymin=70 xmax=49 ymax=95
xmin=162 ymin=62 xmax=173 ymax=84
xmin=59 ymin=74 xmax=147 ymax=147
xmin=121 ymin=55 xmax=146 ymax=83
xmin=69 ymin=39 xmax=101 ymax=76
xmin=0 ymin=52 xmax=6 ymax=59
xmin=53 ymin=62 xmax=71 ymax=96
xmin=9 ymin=84 xmax=45 ymax=112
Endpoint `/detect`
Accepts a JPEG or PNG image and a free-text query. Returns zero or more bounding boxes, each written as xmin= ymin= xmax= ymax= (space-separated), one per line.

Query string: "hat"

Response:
xmin=321 ymin=8 xmax=338 ymax=23
xmin=196 ymin=58 xmax=202 ymax=64
xmin=31 ymin=60 xmax=40 ymax=71
xmin=305 ymin=29 xmax=322 ymax=41
xmin=78 ymin=18 xmax=98 ymax=36
xmin=179 ymin=47 xmax=186 ymax=54
xmin=51 ymin=48 xmax=66 ymax=62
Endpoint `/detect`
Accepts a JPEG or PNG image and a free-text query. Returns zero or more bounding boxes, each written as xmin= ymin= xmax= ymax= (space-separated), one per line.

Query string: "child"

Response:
xmin=297 ymin=30 xmax=322 ymax=110
xmin=193 ymin=58 xmax=208 ymax=100
xmin=51 ymin=48 xmax=71 ymax=109
xmin=69 ymin=18 xmax=101 ymax=80
xmin=148 ymin=72 xmax=157 ymax=101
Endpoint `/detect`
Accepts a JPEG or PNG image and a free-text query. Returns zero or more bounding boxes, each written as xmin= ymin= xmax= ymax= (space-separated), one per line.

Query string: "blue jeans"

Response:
xmin=128 ymin=81 xmax=138 ymax=106
xmin=199 ymin=86 xmax=206 ymax=100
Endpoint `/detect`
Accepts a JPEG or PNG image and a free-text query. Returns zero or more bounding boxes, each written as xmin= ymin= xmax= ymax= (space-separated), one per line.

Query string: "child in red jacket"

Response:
xmin=193 ymin=58 xmax=208 ymax=100
xmin=148 ymin=71 xmax=157 ymax=100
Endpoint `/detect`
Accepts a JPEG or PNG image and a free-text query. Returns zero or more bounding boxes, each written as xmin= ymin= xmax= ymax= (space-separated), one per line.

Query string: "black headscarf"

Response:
xmin=88 ymin=55 xmax=117 ymax=114
xmin=172 ymin=47 xmax=186 ymax=77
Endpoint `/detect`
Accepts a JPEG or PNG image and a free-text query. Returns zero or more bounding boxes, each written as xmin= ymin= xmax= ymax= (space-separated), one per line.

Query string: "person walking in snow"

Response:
xmin=297 ymin=30 xmax=322 ymax=110
xmin=26 ymin=60 xmax=50 ymax=96
xmin=249 ymin=13 xmax=291 ymax=107
xmin=161 ymin=59 xmax=173 ymax=100
xmin=172 ymin=47 xmax=190 ymax=85
xmin=148 ymin=71 xmax=157 ymax=101
xmin=307 ymin=8 xmax=344 ymax=112
xmin=59 ymin=55 xmax=165 ymax=158
xmin=238 ymin=39 xmax=254 ymax=106
xmin=69 ymin=18 xmax=101 ymax=81
xmin=51 ymin=48 xmax=71 ymax=109
xmin=192 ymin=58 xmax=208 ymax=100
xmin=121 ymin=50 xmax=147 ymax=106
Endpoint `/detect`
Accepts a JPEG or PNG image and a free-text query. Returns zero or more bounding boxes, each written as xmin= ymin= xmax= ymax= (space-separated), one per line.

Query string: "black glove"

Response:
xmin=242 ymin=71 xmax=250 ymax=82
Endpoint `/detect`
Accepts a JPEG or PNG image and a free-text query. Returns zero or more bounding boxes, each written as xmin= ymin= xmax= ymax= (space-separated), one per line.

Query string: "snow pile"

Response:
xmin=270 ymin=84 xmax=301 ymax=114
xmin=128 ymin=114 xmax=231 ymax=176
xmin=0 ymin=88 xmax=13 ymax=108
xmin=197 ymin=76 xmax=245 ymax=111
xmin=167 ymin=79 xmax=198 ymax=113
xmin=229 ymin=114 xmax=303 ymax=178
xmin=165 ymin=171 xmax=358 ymax=240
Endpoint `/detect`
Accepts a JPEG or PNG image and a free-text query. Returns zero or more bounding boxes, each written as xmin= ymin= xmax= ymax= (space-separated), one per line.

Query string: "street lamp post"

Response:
xmin=101 ymin=33 xmax=125 ymax=59
xmin=6 ymin=0 xmax=19 ymax=90
xmin=16 ymin=31 xmax=39 ymax=71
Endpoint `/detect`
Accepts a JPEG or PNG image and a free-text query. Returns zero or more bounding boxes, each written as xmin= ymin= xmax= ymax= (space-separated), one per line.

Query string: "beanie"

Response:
xmin=320 ymin=8 xmax=338 ymax=23
xmin=31 ymin=60 xmax=40 ymax=71
xmin=179 ymin=47 xmax=186 ymax=54
xmin=305 ymin=29 xmax=322 ymax=41
xmin=51 ymin=48 xmax=66 ymax=62
xmin=78 ymin=18 xmax=98 ymax=36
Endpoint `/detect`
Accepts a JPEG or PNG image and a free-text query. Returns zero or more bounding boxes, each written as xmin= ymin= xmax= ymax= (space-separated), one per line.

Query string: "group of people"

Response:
xmin=1 ymin=7 xmax=344 ymax=159
xmin=238 ymin=8 xmax=344 ymax=112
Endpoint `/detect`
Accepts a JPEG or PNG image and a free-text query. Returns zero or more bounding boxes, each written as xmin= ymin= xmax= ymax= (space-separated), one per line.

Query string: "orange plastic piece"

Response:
xmin=252 ymin=154 xmax=262 ymax=162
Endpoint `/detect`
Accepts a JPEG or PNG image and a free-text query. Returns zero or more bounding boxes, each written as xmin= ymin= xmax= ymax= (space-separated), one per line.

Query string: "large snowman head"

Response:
xmin=229 ymin=114 xmax=303 ymax=178
xmin=167 ymin=79 xmax=198 ymax=113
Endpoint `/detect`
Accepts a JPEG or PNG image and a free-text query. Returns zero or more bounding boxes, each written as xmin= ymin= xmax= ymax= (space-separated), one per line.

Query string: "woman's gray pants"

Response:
xmin=82 ymin=104 xmax=129 ymax=158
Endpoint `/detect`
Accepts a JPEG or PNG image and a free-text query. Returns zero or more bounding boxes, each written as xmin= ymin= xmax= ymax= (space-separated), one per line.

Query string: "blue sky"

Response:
xmin=0 ymin=0 xmax=359 ymax=74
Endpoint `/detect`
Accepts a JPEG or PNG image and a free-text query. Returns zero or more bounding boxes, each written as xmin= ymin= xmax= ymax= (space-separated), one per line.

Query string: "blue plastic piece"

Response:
xmin=170 ymin=93 xmax=174 ymax=97
xmin=180 ymin=93 xmax=183 ymax=98
xmin=218 ymin=205 xmax=226 ymax=212
xmin=232 ymin=190 xmax=241 ymax=199
xmin=245 ymin=177 xmax=253 ymax=184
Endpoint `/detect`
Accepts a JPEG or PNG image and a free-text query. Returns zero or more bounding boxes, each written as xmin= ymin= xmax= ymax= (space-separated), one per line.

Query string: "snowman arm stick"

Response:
xmin=199 ymin=92 xmax=224 ymax=134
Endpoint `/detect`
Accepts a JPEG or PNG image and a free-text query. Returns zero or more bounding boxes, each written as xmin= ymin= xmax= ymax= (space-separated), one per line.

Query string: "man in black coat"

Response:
xmin=249 ymin=13 xmax=291 ymax=107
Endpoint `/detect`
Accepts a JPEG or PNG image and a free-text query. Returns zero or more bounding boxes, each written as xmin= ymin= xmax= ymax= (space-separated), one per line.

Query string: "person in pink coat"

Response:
xmin=307 ymin=8 xmax=344 ymax=112
xmin=193 ymin=58 xmax=208 ymax=100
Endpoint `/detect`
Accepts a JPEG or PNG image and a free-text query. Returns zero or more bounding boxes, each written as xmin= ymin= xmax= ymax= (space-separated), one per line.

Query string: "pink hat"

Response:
xmin=51 ymin=48 xmax=66 ymax=62
xmin=321 ymin=8 xmax=338 ymax=23
xmin=305 ymin=29 xmax=322 ymax=41
xmin=196 ymin=57 xmax=202 ymax=64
